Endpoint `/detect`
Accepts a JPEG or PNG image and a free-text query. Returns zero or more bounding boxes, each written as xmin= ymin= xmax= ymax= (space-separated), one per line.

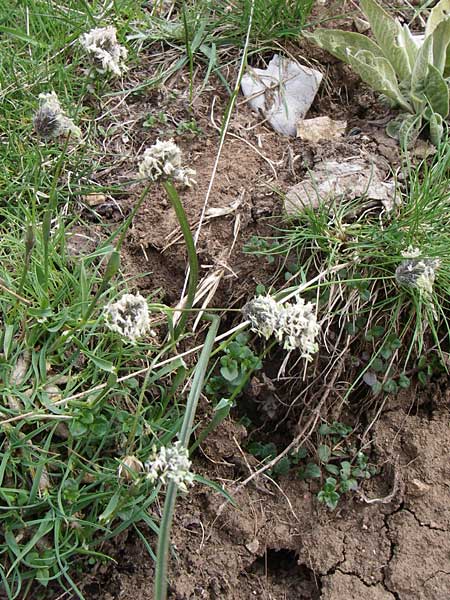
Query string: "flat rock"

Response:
xmin=296 ymin=116 xmax=347 ymax=142
xmin=284 ymin=159 xmax=395 ymax=215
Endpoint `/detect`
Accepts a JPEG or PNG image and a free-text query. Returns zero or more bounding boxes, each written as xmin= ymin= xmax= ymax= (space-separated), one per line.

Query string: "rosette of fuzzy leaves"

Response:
xmin=304 ymin=0 xmax=450 ymax=146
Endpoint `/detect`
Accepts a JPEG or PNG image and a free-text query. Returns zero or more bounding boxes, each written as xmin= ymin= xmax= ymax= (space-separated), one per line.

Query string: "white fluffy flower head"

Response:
xmin=401 ymin=246 xmax=421 ymax=259
xmin=104 ymin=293 xmax=150 ymax=341
xmin=34 ymin=92 xmax=81 ymax=139
xmin=139 ymin=139 xmax=196 ymax=186
xmin=243 ymin=295 xmax=280 ymax=340
xmin=79 ymin=26 xmax=127 ymax=76
xmin=275 ymin=298 xmax=320 ymax=357
xmin=395 ymin=257 xmax=440 ymax=296
xmin=145 ymin=441 xmax=194 ymax=492
xmin=244 ymin=294 xmax=320 ymax=360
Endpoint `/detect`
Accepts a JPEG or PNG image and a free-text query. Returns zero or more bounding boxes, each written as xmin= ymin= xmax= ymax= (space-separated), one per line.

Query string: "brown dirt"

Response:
xmin=46 ymin=2 xmax=450 ymax=599
xmin=75 ymin=387 xmax=450 ymax=600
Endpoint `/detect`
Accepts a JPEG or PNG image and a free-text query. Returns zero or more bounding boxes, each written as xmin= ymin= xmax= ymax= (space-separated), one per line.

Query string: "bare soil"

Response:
xmin=80 ymin=387 xmax=450 ymax=600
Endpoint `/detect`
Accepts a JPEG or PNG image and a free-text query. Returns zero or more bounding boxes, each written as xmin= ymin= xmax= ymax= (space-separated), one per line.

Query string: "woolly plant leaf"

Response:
xmin=386 ymin=114 xmax=422 ymax=149
xmin=303 ymin=29 xmax=384 ymax=64
xmin=360 ymin=0 xmax=411 ymax=80
xmin=411 ymin=35 xmax=434 ymax=98
xmin=429 ymin=112 xmax=444 ymax=146
xmin=430 ymin=17 xmax=450 ymax=76
xmin=346 ymin=50 xmax=411 ymax=111
xmin=424 ymin=64 xmax=449 ymax=118
xmin=426 ymin=0 xmax=450 ymax=37
xmin=397 ymin=24 xmax=420 ymax=72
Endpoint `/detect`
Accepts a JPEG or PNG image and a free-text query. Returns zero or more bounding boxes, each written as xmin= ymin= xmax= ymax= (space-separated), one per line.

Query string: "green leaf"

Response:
xmin=69 ymin=420 xmax=88 ymax=437
xmin=84 ymin=352 xmax=116 ymax=374
xmin=80 ymin=262 xmax=89 ymax=305
xmin=325 ymin=463 xmax=340 ymax=476
xmin=194 ymin=475 xmax=237 ymax=506
xmin=424 ymin=64 xmax=449 ymax=117
xmin=0 ymin=26 xmax=46 ymax=47
xmin=274 ymin=456 xmax=291 ymax=476
xmin=214 ymin=397 xmax=233 ymax=413
xmin=99 ymin=491 xmax=121 ymax=524
xmin=430 ymin=17 xmax=450 ymax=75
xmin=386 ymin=114 xmax=422 ymax=149
xmin=383 ymin=379 xmax=399 ymax=394
xmin=426 ymin=0 xmax=450 ymax=37
xmin=346 ymin=49 xmax=410 ymax=110
xmin=360 ymin=0 xmax=411 ymax=80
xmin=324 ymin=477 xmax=337 ymax=490
xmin=380 ymin=347 xmax=392 ymax=360
xmin=318 ymin=444 xmax=331 ymax=463
xmin=220 ymin=359 xmax=239 ymax=382
xmin=372 ymin=357 xmax=385 ymax=372
xmin=293 ymin=447 xmax=308 ymax=461
xmin=340 ymin=478 xmax=358 ymax=493
xmin=301 ymin=462 xmax=321 ymax=479
xmin=318 ymin=489 xmax=340 ymax=510
xmin=340 ymin=461 xmax=352 ymax=479
xmin=418 ymin=370 xmax=428 ymax=385
xmin=398 ymin=373 xmax=410 ymax=389
xmin=3 ymin=324 xmax=14 ymax=360
xmin=36 ymin=568 xmax=50 ymax=587
xmin=429 ymin=112 xmax=444 ymax=146
xmin=411 ymin=35 xmax=434 ymax=103
xmin=366 ymin=325 xmax=385 ymax=340
xmin=319 ymin=423 xmax=332 ymax=435
xmin=102 ymin=251 xmax=121 ymax=288
xmin=92 ymin=416 xmax=109 ymax=437
xmin=303 ymin=29 xmax=385 ymax=65
xmin=397 ymin=24 xmax=420 ymax=72
xmin=371 ymin=381 xmax=383 ymax=395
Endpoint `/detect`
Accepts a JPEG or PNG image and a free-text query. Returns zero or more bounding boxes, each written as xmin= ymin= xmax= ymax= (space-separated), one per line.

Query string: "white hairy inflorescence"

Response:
xmin=79 ymin=26 xmax=128 ymax=76
xmin=395 ymin=257 xmax=440 ymax=296
xmin=104 ymin=293 xmax=150 ymax=342
xmin=138 ymin=139 xmax=196 ymax=186
xmin=34 ymin=92 xmax=82 ymax=139
xmin=145 ymin=441 xmax=194 ymax=492
xmin=244 ymin=294 xmax=320 ymax=360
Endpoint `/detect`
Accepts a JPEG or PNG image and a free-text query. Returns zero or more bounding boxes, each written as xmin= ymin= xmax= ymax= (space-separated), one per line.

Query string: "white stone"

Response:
xmin=284 ymin=159 xmax=395 ymax=215
xmin=296 ymin=116 xmax=347 ymax=142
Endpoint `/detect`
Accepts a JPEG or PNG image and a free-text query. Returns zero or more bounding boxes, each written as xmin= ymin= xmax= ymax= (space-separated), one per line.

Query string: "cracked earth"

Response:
xmin=89 ymin=389 xmax=450 ymax=600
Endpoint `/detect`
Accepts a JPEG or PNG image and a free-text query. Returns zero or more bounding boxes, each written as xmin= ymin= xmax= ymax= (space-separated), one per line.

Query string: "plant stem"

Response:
xmin=42 ymin=137 xmax=69 ymax=294
xmin=179 ymin=313 xmax=219 ymax=446
xmin=116 ymin=184 xmax=151 ymax=251
xmin=163 ymin=180 xmax=199 ymax=340
xmin=153 ymin=313 xmax=219 ymax=600
xmin=153 ymin=481 xmax=177 ymax=600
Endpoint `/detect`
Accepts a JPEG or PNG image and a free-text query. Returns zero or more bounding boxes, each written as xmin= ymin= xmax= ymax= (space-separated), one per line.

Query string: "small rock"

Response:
xmin=241 ymin=54 xmax=322 ymax=137
xmin=245 ymin=539 xmax=260 ymax=554
xmin=83 ymin=193 xmax=107 ymax=206
xmin=354 ymin=17 xmax=371 ymax=33
xmin=296 ymin=116 xmax=347 ymax=142
xmin=284 ymin=159 xmax=395 ymax=214
xmin=408 ymin=478 xmax=430 ymax=497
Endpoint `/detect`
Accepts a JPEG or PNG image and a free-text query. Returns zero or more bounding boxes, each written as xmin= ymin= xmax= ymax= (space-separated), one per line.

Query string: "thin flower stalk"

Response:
xmin=138 ymin=140 xmax=198 ymax=340
xmin=154 ymin=314 xmax=219 ymax=600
